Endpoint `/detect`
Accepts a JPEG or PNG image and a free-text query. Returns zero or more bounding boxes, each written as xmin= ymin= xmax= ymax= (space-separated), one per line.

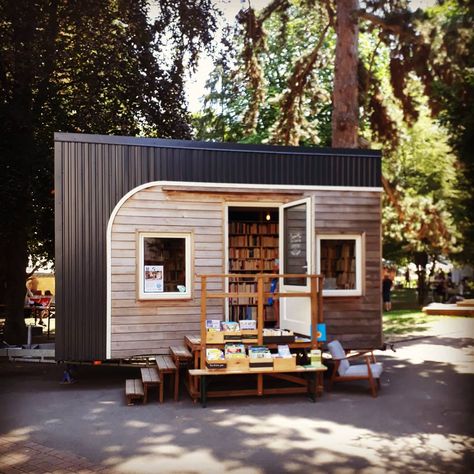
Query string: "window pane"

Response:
xmin=284 ymin=203 xmax=307 ymax=285
xmin=320 ymin=240 xmax=356 ymax=290
xmin=143 ymin=237 xmax=186 ymax=293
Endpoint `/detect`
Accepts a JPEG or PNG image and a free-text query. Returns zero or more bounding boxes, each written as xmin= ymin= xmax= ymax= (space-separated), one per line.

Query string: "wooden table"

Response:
xmin=184 ymin=334 xmax=321 ymax=398
xmin=189 ymin=365 xmax=327 ymax=407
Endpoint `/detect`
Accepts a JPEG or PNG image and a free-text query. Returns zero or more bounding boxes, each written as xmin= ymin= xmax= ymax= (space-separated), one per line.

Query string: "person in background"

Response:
xmin=435 ymin=271 xmax=447 ymax=302
xmin=382 ymin=272 xmax=393 ymax=312
xmin=267 ymin=259 xmax=280 ymax=325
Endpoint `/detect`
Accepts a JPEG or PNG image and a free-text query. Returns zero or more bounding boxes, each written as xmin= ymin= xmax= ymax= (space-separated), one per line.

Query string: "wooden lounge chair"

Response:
xmin=327 ymin=340 xmax=383 ymax=397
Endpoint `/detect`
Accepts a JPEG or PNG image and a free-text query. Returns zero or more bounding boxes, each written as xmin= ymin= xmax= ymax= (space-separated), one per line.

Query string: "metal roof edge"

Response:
xmin=54 ymin=132 xmax=382 ymax=158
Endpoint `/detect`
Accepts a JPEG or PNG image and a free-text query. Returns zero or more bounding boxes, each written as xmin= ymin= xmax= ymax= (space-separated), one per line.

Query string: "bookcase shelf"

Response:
xmin=228 ymin=218 xmax=279 ymax=323
xmin=320 ymin=241 xmax=356 ymax=289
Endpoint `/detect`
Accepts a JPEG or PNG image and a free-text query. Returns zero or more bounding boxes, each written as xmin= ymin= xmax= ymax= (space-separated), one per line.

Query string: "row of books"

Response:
xmin=206 ymin=319 xmax=257 ymax=332
xmin=229 ymin=305 xmax=257 ymax=321
xmin=206 ymin=344 xmax=293 ymax=361
xmin=229 ymin=247 xmax=277 ymax=259
xmin=229 ymin=222 xmax=278 ymax=234
xmin=229 ymin=235 xmax=279 ymax=247
xmin=320 ymin=242 xmax=354 ymax=259
xmin=229 ymin=260 xmax=276 ymax=271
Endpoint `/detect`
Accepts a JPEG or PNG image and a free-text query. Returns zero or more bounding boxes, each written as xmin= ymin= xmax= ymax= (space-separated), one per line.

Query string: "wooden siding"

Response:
xmin=312 ymin=190 xmax=382 ymax=349
xmin=110 ymin=186 xmax=222 ymax=358
xmin=110 ymin=186 xmax=381 ymax=358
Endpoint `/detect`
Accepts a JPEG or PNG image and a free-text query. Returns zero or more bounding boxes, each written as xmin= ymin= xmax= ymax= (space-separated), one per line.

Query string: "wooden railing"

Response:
xmin=198 ymin=273 xmax=324 ymax=370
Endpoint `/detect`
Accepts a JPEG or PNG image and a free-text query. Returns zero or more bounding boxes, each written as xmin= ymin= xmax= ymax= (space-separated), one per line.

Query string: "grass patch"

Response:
xmin=383 ymin=309 xmax=437 ymax=338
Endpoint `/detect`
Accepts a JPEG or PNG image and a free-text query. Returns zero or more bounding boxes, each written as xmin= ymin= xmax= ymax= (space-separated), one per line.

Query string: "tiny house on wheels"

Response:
xmin=54 ymin=133 xmax=382 ymax=361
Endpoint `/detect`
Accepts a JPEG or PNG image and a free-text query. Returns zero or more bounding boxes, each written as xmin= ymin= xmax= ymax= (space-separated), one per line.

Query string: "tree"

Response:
xmin=195 ymin=0 xmax=472 ymax=303
xmin=332 ymin=0 xmax=359 ymax=148
xmin=0 ymin=0 xmax=217 ymax=343
xmin=194 ymin=1 xmax=335 ymax=146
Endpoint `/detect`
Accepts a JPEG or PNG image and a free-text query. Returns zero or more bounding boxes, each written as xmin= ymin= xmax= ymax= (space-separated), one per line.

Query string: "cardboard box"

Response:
xmin=226 ymin=357 xmax=250 ymax=371
xmin=206 ymin=331 xmax=224 ymax=343
xmin=273 ymin=355 xmax=297 ymax=371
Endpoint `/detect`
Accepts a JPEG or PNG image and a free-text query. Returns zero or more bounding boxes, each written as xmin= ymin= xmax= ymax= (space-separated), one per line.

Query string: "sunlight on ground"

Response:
xmin=113 ymin=447 xmax=262 ymax=474
xmin=398 ymin=344 xmax=474 ymax=374
xmin=103 ymin=413 xmax=473 ymax=474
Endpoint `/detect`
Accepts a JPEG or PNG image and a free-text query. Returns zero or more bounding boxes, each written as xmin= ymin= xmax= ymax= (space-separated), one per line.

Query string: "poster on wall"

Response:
xmin=144 ymin=265 xmax=164 ymax=293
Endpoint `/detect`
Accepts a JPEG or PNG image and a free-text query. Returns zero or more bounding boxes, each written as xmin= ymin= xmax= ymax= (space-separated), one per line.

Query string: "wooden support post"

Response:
xmin=257 ymin=373 xmax=263 ymax=396
xmin=200 ymin=275 xmax=207 ymax=370
xmin=310 ymin=276 xmax=318 ymax=350
xmin=257 ymin=274 xmax=264 ymax=346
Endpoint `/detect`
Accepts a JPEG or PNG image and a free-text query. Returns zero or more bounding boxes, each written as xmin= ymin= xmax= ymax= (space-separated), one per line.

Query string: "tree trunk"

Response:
xmin=1 ymin=2 xmax=36 ymax=344
xmin=3 ymin=229 xmax=28 ymax=345
xmin=332 ymin=0 xmax=359 ymax=148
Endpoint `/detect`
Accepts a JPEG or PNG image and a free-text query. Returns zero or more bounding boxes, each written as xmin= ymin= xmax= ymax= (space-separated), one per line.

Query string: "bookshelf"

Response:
xmin=228 ymin=212 xmax=279 ymax=323
xmin=320 ymin=240 xmax=356 ymax=290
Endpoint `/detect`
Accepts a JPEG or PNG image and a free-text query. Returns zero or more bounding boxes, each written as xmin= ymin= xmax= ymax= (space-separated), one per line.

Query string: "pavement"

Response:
xmin=0 ymin=316 xmax=473 ymax=474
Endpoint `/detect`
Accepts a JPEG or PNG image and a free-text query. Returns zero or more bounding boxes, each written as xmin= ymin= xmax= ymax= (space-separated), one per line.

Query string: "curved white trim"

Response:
xmin=106 ymin=180 xmax=382 ymax=358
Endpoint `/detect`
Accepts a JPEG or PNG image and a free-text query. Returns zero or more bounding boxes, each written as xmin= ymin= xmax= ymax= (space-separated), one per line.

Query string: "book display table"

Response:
xmin=189 ymin=364 xmax=327 ymax=407
xmin=189 ymin=273 xmax=326 ymax=406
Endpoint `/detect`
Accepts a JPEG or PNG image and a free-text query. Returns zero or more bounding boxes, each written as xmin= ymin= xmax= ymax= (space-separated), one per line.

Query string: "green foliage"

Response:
xmin=0 ymin=0 xmax=216 ymax=264
xmin=194 ymin=2 xmax=334 ymax=146
xmin=381 ymin=108 xmax=463 ymax=261
xmin=383 ymin=310 xmax=436 ymax=337
xmin=196 ymin=0 xmax=471 ymax=268
xmin=0 ymin=0 xmax=217 ymax=342
xmin=425 ymin=0 xmax=474 ymax=263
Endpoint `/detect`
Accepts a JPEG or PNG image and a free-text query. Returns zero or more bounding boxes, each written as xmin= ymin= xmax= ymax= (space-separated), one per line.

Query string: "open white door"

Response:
xmin=279 ymin=197 xmax=314 ymax=336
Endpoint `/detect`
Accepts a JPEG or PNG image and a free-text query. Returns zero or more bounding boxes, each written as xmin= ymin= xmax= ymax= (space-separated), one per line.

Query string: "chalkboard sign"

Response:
xmin=283 ymin=203 xmax=307 ymax=285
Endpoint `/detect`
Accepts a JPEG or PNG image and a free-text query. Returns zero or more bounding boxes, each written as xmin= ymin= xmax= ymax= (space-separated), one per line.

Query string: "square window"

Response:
xmin=316 ymin=235 xmax=363 ymax=296
xmin=137 ymin=232 xmax=192 ymax=300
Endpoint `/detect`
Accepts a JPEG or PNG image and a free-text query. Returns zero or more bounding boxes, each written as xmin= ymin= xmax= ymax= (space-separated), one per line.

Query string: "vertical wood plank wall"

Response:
xmin=313 ymin=190 xmax=382 ymax=348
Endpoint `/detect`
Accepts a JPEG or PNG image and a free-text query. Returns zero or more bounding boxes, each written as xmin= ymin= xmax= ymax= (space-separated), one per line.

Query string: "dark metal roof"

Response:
xmin=54 ymin=133 xmax=382 ymax=360
xmin=55 ymin=132 xmax=381 ymax=158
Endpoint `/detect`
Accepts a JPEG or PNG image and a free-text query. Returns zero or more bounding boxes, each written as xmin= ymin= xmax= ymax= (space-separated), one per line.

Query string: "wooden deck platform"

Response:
xmin=422 ymin=303 xmax=474 ymax=317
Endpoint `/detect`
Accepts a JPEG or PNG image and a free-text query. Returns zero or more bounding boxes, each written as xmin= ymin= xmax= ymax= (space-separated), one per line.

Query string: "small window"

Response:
xmin=137 ymin=232 xmax=192 ymax=300
xmin=316 ymin=234 xmax=362 ymax=296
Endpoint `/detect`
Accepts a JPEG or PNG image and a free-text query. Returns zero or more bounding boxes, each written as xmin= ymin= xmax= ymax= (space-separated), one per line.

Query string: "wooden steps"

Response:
xmin=140 ymin=367 xmax=161 ymax=404
xmin=125 ymin=379 xmax=144 ymax=406
xmin=155 ymin=355 xmax=178 ymax=402
xmin=169 ymin=346 xmax=193 ymax=401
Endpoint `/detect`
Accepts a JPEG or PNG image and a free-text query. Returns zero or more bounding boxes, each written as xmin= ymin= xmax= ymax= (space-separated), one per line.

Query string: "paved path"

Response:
xmin=0 ymin=316 xmax=473 ymax=473
xmin=0 ymin=435 xmax=105 ymax=473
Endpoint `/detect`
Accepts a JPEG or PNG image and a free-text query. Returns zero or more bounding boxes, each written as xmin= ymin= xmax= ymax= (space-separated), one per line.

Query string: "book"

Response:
xmin=277 ymin=345 xmax=292 ymax=358
xmin=248 ymin=345 xmax=272 ymax=359
xmin=206 ymin=319 xmax=221 ymax=332
xmin=238 ymin=319 xmax=257 ymax=330
xmin=206 ymin=348 xmax=224 ymax=360
xmin=225 ymin=343 xmax=246 ymax=359
xmin=221 ymin=321 xmax=240 ymax=332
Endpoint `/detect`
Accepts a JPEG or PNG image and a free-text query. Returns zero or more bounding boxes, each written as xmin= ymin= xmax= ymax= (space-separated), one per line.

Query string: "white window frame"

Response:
xmin=316 ymin=234 xmax=363 ymax=297
xmin=137 ymin=232 xmax=192 ymax=300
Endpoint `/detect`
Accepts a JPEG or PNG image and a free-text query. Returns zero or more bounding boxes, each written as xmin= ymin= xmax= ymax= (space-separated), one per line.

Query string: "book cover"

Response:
xmin=206 ymin=348 xmax=224 ymax=360
xmin=239 ymin=319 xmax=257 ymax=330
xmin=225 ymin=343 xmax=246 ymax=358
xmin=248 ymin=345 xmax=272 ymax=359
xmin=221 ymin=321 xmax=240 ymax=332
xmin=206 ymin=319 xmax=221 ymax=332
xmin=277 ymin=345 xmax=292 ymax=358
